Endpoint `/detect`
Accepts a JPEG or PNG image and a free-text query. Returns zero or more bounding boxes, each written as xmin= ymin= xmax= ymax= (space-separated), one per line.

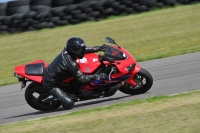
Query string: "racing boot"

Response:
xmin=51 ymin=88 xmax=74 ymax=109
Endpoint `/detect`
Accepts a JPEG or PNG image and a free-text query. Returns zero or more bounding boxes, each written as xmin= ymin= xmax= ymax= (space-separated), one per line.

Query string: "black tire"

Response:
xmin=30 ymin=0 xmax=52 ymax=6
xmin=26 ymin=18 xmax=40 ymax=25
xmin=119 ymin=0 xmax=133 ymax=8
xmin=90 ymin=11 xmax=100 ymax=18
xmin=0 ymin=3 xmax=7 ymax=16
xmin=124 ymin=8 xmax=135 ymax=14
xmin=103 ymin=8 xmax=114 ymax=15
xmin=0 ymin=25 xmax=8 ymax=30
xmin=0 ymin=31 xmax=8 ymax=34
xmin=70 ymin=10 xmax=81 ymax=16
xmin=31 ymin=5 xmax=51 ymax=12
xmin=0 ymin=3 xmax=7 ymax=9
xmin=68 ymin=18 xmax=80 ymax=24
xmin=23 ymin=11 xmax=37 ymax=19
xmin=33 ymin=22 xmax=51 ymax=29
xmin=116 ymin=5 xmax=126 ymax=13
xmin=48 ymin=22 xmax=55 ymax=28
xmin=154 ymin=2 xmax=165 ymax=8
xmin=63 ymin=5 xmax=78 ymax=13
xmin=90 ymin=1 xmax=104 ymax=10
xmin=93 ymin=6 xmax=104 ymax=13
xmin=161 ymin=0 xmax=177 ymax=6
xmin=81 ymin=7 xmax=93 ymax=13
xmin=10 ymin=19 xmax=22 ymax=28
xmin=7 ymin=0 xmax=29 ymax=7
xmin=111 ymin=2 xmax=121 ymax=9
xmin=52 ymin=0 xmax=74 ymax=7
xmin=50 ymin=6 xmax=66 ymax=15
xmin=177 ymin=0 xmax=190 ymax=4
xmin=35 ymin=10 xmax=51 ymax=20
xmin=54 ymin=20 xmax=68 ymax=26
xmin=0 ymin=10 xmax=6 ymax=16
xmin=61 ymin=15 xmax=72 ymax=21
xmin=7 ymin=5 xmax=30 ymax=16
xmin=74 ymin=13 xmax=87 ymax=20
xmin=119 ymin=68 xmax=153 ymax=95
xmin=7 ymin=28 xmax=18 ymax=33
xmin=20 ymin=21 xmax=29 ymax=28
xmin=113 ymin=10 xmax=120 ymax=15
xmin=25 ymin=82 xmax=61 ymax=111
xmin=139 ymin=0 xmax=157 ymax=7
xmin=50 ymin=16 xmax=60 ymax=22
xmin=77 ymin=3 xmax=91 ymax=10
xmin=11 ymin=14 xmax=24 ymax=20
xmin=134 ymin=4 xmax=149 ymax=12
xmin=1 ymin=16 xmax=12 ymax=25
xmin=104 ymin=0 xmax=117 ymax=7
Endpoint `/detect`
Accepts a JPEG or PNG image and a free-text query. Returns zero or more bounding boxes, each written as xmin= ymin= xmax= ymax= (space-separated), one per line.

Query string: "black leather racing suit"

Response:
xmin=43 ymin=46 xmax=102 ymax=90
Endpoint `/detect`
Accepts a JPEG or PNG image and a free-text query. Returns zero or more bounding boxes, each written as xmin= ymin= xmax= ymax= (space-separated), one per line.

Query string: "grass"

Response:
xmin=0 ymin=4 xmax=200 ymax=86
xmin=0 ymin=90 xmax=200 ymax=133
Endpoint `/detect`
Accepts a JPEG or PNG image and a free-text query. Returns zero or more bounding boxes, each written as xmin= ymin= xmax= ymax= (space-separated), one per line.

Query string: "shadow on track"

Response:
xmin=4 ymin=95 xmax=131 ymax=119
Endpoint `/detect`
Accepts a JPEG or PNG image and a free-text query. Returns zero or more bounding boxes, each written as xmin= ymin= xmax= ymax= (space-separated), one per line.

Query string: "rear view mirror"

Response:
xmin=105 ymin=37 xmax=121 ymax=48
xmin=105 ymin=37 xmax=115 ymax=44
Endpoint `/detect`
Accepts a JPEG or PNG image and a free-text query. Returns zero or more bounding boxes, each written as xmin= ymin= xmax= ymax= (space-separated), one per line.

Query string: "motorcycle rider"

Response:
xmin=43 ymin=37 xmax=107 ymax=109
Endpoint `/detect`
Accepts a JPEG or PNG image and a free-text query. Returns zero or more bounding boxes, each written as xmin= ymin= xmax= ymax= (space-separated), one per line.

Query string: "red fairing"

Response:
xmin=15 ymin=46 xmax=140 ymax=85
xmin=76 ymin=53 xmax=101 ymax=74
xmin=82 ymin=46 xmax=140 ymax=91
xmin=128 ymin=64 xmax=141 ymax=86
xmin=104 ymin=46 xmax=138 ymax=78
xmin=61 ymin=54 xmax=101 ymax=83
xmin=14 ymin=60 xmax=48 ymax=83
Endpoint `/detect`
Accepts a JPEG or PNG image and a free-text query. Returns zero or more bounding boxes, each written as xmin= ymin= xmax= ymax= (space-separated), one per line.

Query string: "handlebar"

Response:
xmin=99 ymin=55 xmax=114 ymax=63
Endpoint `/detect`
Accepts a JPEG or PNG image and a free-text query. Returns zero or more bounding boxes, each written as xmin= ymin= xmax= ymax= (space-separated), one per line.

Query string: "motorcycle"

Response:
xmin=14 ymin=37 xmax=153 ymax=111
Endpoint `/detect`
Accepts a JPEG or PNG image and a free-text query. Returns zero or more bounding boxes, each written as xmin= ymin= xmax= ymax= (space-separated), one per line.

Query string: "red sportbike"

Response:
xmin=14 ymin=37 xmax=153 ymax=111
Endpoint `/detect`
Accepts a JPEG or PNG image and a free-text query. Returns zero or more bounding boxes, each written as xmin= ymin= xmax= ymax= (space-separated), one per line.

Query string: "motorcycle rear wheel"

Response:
xmin=25 ymin=82 xmax=61 ymax=111
xmin=119 ymin=68 xmax=153 ymax=95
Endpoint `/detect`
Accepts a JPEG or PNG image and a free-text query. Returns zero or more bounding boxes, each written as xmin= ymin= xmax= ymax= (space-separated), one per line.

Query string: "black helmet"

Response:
xmin=66 ymin=37 xmax=85 ymax=59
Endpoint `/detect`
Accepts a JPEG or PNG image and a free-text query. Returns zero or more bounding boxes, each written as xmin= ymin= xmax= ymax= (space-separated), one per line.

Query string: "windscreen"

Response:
xmin=104 ymin=46 xmax=127 ymax=60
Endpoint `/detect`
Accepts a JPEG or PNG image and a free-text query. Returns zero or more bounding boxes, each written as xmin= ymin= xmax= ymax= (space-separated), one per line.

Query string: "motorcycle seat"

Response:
xmin=25 ymin=63 xmax=44 ymax=76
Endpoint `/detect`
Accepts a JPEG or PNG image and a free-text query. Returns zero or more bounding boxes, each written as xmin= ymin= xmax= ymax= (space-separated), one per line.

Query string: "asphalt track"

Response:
xmin=0 ymin=52 xmax=200 ymax=125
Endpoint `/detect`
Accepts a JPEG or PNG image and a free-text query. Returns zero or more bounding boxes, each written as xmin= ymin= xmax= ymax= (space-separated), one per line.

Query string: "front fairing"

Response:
xmin=104 ymin=46 xmax=137 ymax=78
xmin=104 ymin=46 xmax=127 ymax=60
xmin=83 ymin=46 xmax=138 ymax=91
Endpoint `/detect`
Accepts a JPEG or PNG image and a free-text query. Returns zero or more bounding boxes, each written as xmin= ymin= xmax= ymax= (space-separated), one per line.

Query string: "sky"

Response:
xmin=0 ymin=0 xmax=15 ymax=3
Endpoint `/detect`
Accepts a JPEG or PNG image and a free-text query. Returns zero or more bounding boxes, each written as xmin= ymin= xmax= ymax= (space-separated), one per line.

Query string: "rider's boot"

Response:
xmin=51 ymin=88 xmax=74 ymax=109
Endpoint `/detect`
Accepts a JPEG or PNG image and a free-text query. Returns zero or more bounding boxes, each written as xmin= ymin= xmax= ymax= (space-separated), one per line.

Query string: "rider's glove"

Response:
xmin=97 ymin=44 xmax=106 ymax=52
xmin=94 ymin=73 xmax=108 ymax=80
xmin=99 ymin=73 xmax=108 ymax=79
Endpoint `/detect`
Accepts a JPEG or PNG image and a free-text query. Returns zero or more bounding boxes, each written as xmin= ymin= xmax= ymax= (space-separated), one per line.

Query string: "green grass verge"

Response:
xmin=0 ymin=4 xmax=200 ymax=86
xmin=0 ymin=90 xmax=200 ymax=133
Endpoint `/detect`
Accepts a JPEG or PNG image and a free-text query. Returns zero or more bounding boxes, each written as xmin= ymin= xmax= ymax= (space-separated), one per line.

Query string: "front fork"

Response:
xmin=127 ymin=64 xmax=141 ymax=86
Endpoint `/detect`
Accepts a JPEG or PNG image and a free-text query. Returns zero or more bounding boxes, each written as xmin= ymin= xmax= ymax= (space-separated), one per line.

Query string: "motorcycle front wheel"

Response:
xmin=119 ymin=68 xmax=153 ymax=95
xmin=25 ymin=82 xmax=61 ymax=111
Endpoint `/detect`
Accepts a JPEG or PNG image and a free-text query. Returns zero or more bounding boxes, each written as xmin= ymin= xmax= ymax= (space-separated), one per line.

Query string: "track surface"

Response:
xmin=0 ymin=52 xmax=200 ymax=125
